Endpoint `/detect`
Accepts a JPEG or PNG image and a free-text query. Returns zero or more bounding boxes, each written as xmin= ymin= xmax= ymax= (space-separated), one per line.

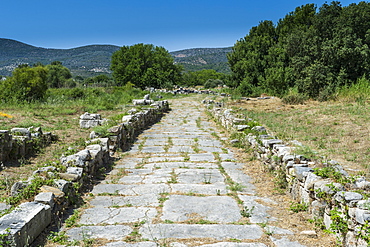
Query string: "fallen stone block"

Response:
xmin=0 ymin=202 xmax=51 ymax=247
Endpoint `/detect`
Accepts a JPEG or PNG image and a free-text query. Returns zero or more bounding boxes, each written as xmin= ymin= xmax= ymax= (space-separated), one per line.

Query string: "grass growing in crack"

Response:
xmin=227 ymin=182 xmax=246 ymax=192
xmin=167 ymin=169 xmax=178 ymax=184
xmin=181 ymin=152 xmax=190 ymax=161
xmin=203 ymin=172 xmax=212 ymax=184
xmin=164 ymin=137 xmax=173 ymax=152
xmin=196 ymin=117 xmax=202 ymax=128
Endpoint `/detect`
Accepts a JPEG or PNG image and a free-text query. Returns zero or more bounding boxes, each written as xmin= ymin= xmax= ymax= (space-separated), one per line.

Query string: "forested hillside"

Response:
xmin=228 ymin=1 xmax=370 ymax=99
xmin=0 ymin=39 xmax=231 ymax=77
xmin=0 ymin=39 xmax=120 ymax=77
xmin=171 ymin=47 xmax=232 ymax=73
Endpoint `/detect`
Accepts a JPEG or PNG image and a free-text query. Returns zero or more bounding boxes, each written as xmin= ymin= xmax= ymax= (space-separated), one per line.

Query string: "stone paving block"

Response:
xmin=102 ymin=242 xmax=157 ymax=247
xmin=118 ymin=175 xmax=144 ymax=184
xmin=161 ymin=195 xmax=241 ymax=223
xmin=79 ymin=207 xmax=157 ymax=224
xmin=141 ymin=146 xmax=166 ymax=153
xmin=168 ymin=146 xmax=195 ymax=153
xmin=219 ymin=153 xmax=235 ymax=161
xmin=148 ymin=156 xmax=185 ymax=162
xmin=270 ymin=236 xmax=306 ymax=247
xmin=89 ymin=195 xmax=159 ymax=207
xmin=176 ymin=169 xmax=224 ymax=184
xmin=139 ymin=224 xmax=263 ymax=240
xmin=142 ymin=172 xmax=172 ymax=184
xmin=198 ymin=139 xmax=222 ymax=147
xmin=67 ymin=225 xmax=132 ymax=241
xmin=171 ymin=184 xmax=228 ymax=195
xmin=91 ymin=184 xmax=170 ymax=195
xmin=199 ymin=146 xmax=224 ymax=153
xmin=189 ymin=153 xmax=215 ymax=162
xmin=198 ymin=243 xmax=267 ymax=247
xmin=238 ymin=195 xmax=277 ymax=223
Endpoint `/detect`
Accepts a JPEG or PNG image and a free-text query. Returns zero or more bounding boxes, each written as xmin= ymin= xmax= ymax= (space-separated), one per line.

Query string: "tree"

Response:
xmin=45 ymin=61 xmax=72 ymax=88
xmin=0 ymin=65 xmax=48 ymax=102
xmin=111 ymin=43 xmax=182 ymax=89
xmin=182 ymin=69 xmax=226 ymax=87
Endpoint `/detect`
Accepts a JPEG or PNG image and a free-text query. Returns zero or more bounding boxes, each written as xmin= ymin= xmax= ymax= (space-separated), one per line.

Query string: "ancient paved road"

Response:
xmin=63 ymin=98 xmax=307 ymax=247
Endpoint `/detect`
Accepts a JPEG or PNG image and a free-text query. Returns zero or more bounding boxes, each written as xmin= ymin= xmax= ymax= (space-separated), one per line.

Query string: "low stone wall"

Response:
xmin=205 ymin=102 xmax=370 ymax=247
xmin=0 ymin=100 xmax=169 ymax=246
xmin=0 ymin=127 xmax=56 ymax=163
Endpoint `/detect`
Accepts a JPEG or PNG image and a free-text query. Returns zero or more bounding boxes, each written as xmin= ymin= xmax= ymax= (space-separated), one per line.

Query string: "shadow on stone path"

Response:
xmin=62 ymin=98 xmax=307 ymax=247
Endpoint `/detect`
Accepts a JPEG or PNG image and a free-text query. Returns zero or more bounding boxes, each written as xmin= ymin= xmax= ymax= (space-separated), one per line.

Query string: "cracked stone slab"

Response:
xmin=198 ymin=139 xmax=222 ymax=147
xmin=270 ymin=236 xmax=306 ymax=247
xmin=219 ymin=153 xmax=236 ymax=161
xmin=199 ymin=146 xmax=224 ymax=153
xmin=238 ymin=195 xmax=277 ymax=223
xmin=102 ymin=242 xmax=157 ymax=247
xmin=168 ymin=146 xmax=195 ymax=153
xmin=161 ymin=195 xmax=241 ymax=223
xmin=198 ymin=243 xmax=267 ymax=247
xmin=147 ymin=156 xmax=185 ymax=162
xmin=79 ymin=206 xmax=157 ymax=224
xmin=141 ymin=146 xmax=166 ymax=153
xmin=171 ymin=184 xmax=228 ymax=195
xmin=91 ymin=184 xmax=170 ymax=195
xmin=144 ymin=162 xmax=217 ymax=169
xmin=118 ymin=175 xmax=144 ymax=184
xmin=189 ymin=153 xmax=215 ymax=162
xmin=66 ymin=225 xmax=132 ymax=241
xmin=88 ymin=195 xmax=159 ymax=207
xmin=176 ymin=169 xmax=224 ymax=184
xmin=139 ymin=224 xmax=263 ymax=240
xmin=265 ymin=226 xmax=293 ymax=235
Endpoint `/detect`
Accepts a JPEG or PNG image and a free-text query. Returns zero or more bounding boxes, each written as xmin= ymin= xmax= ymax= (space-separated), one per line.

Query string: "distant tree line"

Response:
xmin=228 ymin=1 xmax=370 ymax=100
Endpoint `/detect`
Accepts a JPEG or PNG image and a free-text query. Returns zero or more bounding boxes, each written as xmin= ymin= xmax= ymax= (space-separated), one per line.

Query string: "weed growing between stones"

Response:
xmin=167 ymin=169 xmax=178 ymax=184
xmin=289 ymin=201 xmax=308 ymax=213
xmin=65 ymin=209 xmax=81 ymax=228
xmin=240 ymin=205 xmax=255 ymax=218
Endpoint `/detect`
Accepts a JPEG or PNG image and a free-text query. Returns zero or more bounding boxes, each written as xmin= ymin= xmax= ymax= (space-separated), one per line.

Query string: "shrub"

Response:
xmin=282 ymin=87 xmax=308 ymax=105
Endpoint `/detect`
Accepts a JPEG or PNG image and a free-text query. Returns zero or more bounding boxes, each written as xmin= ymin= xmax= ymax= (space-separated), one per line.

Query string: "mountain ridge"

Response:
xmin=0 ymin=38 xmax=231 ymax=77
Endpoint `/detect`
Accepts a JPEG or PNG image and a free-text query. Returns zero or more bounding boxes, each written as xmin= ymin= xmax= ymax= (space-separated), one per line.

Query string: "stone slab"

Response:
xmin=239 ymin=195 xmax=277 ymax=223
xmin=67 ymin=225 xmax=132 ymax=241
xmin=198 ymin=243 xmax=267 ymax=247
xmin=89 ymin=195 xmax=159 ymax=207
xmin=189 ymin=153 xmax=215 ymax=162
xmin=171 ymin=184 xmax=228 ymax=195
xmin=91 ymin=184 xmax=170 ymax=195
xmin=176 ymin=169 xmax=224 ymax=184
xmin=141 ymin=146 xmax=166 ymax=153
xmin=139 ymin=224 xmax=263 ymax=240
xmin=79 ymin=207 xmax=157 ymax=224
xmin=102 ymin=242 xmax=157 ymax=247
xmin=270 ymin=236 xmax=306 ymax=247
xmin=161 ymin=195 xmax=241 ymax=223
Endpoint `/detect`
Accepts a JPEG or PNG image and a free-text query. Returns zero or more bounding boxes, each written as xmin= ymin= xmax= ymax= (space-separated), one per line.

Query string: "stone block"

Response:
xmin=34 ymin=192 xmax=55 ymax=207
xmin=0 ymin=202 xmax=51 ymax=247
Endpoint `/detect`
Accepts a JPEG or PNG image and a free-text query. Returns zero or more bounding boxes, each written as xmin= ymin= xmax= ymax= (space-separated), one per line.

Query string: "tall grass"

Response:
xmin=337 ymin=76 xmax=370 ymax=104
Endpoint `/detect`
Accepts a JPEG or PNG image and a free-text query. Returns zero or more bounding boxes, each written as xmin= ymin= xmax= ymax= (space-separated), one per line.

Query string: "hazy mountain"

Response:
xmin=0 ymin=38 xmax=231 ymax=77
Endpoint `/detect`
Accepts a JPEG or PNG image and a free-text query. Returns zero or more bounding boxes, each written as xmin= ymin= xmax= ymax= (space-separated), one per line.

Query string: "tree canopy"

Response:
xmin=228 ymin=1 xmax=370 ymax=99
xmin=110 ymin=43 xmax=182 ymax=89
xmin=0 ymin=65 xmax=48 ymax=102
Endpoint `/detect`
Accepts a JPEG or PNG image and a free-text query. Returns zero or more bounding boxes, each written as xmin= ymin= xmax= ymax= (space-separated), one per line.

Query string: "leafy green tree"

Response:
xmin=0 ymin=65 xmax=48 ymax=102
xmin=111 ymin=43 xmax=182 ymax=89
xmin=182 ymin=69 xmax=226 ymax=87
xmin=45 ymin=61 xmax=72 ymax=88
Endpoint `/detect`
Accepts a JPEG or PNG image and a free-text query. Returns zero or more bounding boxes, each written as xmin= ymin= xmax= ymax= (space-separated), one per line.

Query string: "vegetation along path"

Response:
xmin=51 ymin=97 xmax=335 ymax=247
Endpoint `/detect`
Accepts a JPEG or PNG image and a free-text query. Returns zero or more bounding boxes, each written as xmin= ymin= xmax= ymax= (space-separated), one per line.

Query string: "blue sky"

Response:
xmin=1 ymin=0 xmax=363 ymax=51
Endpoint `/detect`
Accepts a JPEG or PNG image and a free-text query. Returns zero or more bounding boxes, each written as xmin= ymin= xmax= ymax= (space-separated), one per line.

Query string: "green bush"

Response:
xmin=282 ymin=87 xmax=308 ymax=105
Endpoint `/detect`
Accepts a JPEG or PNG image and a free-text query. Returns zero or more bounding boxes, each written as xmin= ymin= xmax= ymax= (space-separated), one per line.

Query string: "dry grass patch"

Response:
xmin=227 ymin=97 xmax=370 ymax=177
